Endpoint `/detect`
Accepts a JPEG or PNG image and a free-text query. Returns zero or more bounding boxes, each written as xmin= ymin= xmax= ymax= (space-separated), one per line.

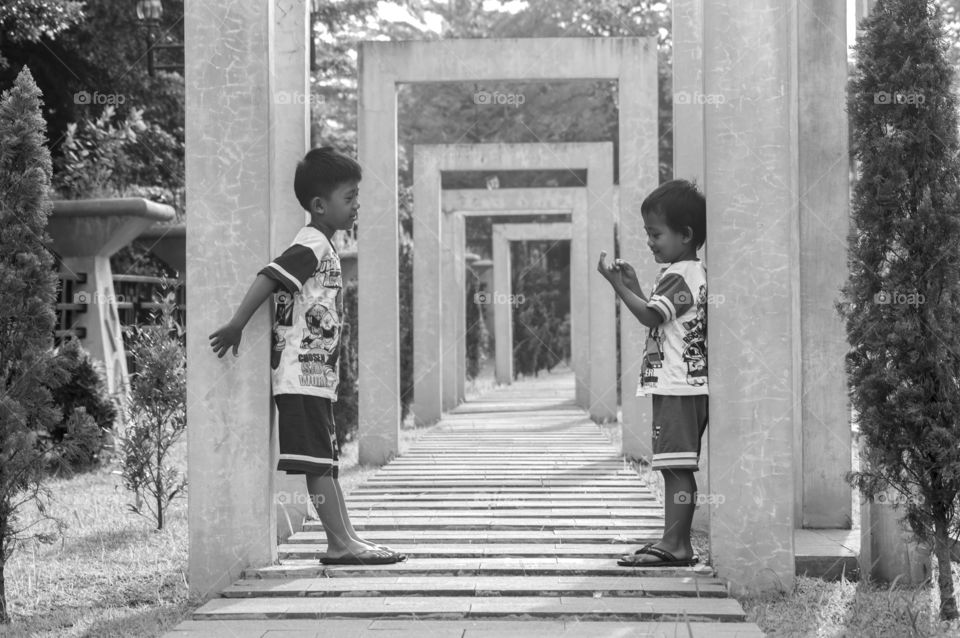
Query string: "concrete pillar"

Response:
xmin=443 ymin=187 xmax=589 ymax=407
xmin=492 ymin=223 xmax=573 ymax=386
xmin=672 ymin=0 xmax=710 ymax=533
xmin=798 ymin=0 xmax=850 ymax=529
xmin=266 ymin=0 xmax=312 ymax=543
xmin=492 ymin=224 xmax=513 ymax=384
xmin=439 ymin=205 xmax=459 ymax=410
xmin=185 ymin=1 xmax=280 ymax=596
xmin=412 ymin=147 xmax=444 ymax=425
xmin=618 ymin=40 xmax=661 ymax=456
xmin=703 ymin=0 xmax=797 ymax=594
xmin=455 ymin=214 xmax=467 ymax=403
xmin=358 ymin=39 xmax=656 ymax=463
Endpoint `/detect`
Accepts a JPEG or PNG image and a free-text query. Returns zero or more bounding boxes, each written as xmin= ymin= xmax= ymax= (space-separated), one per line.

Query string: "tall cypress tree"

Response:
xmin=841 ymin=0 xmax=960 ymax=620
xmin=0 ymin=67 xmax=66 ymax=624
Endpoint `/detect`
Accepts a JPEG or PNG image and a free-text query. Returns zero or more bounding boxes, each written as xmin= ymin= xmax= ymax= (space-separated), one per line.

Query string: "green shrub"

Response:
xmin=121 ymin=294 xmax=186 ymax=530
xmin=511 ymin=242 xmax=570 ymax=377
xmin=465 ymin=278 xmax=490 ymax=379
xmin=43 ymin=338 xmax=118 ymax=473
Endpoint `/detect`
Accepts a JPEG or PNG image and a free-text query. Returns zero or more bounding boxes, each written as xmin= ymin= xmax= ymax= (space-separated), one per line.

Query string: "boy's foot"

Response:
xmin=618 ymin=543 xmax=697 ymax=567
xmin=321 ymin=546 xmax=407 ymax=565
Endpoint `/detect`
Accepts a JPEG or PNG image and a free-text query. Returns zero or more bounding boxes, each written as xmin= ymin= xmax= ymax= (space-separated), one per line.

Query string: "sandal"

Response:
xmin=617 ymin=543 xmax=698 ymax=567
xmin=321 ymin=547 xmax=407 ymax=565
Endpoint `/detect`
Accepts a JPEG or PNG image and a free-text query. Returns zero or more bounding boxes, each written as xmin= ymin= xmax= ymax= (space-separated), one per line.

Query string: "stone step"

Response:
xmin=246 ymin=558 xmax=717 ymax=579
xmin=165 ymin=618 xmax=765 ymax=638
xmin=288 ymin=530 xmax=661 ymax=544
xmin=370 ymin=469 xmax=636 ymax=476
xmin=191 ymin=595 xmax=746 ymax=621
xmin=349 ymin=486 xmax=644 ymax=494
xmin=335 ymin=508 xmax=661 ymax=518
xmin=306 ymin=518 xmax=663 ymax=531
xmin=361 ymin=480 xmax=648 ymax=487
xmin=344 ymin=497 xmax=658 ymax=507
xmin=221 ymin=575 xmax=728 ymax=598
xmin=278 ymin=543 xmax=656 ymax=559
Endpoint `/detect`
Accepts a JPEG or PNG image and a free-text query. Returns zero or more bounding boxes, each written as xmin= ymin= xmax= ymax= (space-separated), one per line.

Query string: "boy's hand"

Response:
xmin=597 ymin=250 xmax=619 ymax=284
xmin=209 ymin=322 xmax=243 ymax=358
xmin=615 ymin=258 xmax=641 ymax=290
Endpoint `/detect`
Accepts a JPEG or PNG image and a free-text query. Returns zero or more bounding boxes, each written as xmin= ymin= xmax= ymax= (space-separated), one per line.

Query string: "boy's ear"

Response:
xmin=683 ymin=226 xmax=694 ymax=244
xmin=310 ymin=196 xmax=324 ymax=215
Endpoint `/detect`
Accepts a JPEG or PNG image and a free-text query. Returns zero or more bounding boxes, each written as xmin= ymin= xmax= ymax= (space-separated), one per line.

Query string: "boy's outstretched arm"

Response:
xmin=209 ymin=274 xmax=279 ymax=358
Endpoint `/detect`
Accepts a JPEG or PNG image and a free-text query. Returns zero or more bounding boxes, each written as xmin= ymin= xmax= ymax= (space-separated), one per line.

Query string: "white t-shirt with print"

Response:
xmin=636 ymin=259 xmax=708 ymax=396
xmin=259 ymin=225 xmax=343 ymax=400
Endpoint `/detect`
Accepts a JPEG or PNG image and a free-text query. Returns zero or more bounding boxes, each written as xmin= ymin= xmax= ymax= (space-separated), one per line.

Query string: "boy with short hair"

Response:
xmin=597 ymin=178 xmax=707 ymax=567
xmin=209 ymin=146 xmax=405 ymax=565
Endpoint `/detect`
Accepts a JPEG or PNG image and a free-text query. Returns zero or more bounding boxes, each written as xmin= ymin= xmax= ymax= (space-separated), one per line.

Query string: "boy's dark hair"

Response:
xmin=294 ymin=146 xmax=362 ymax=210
xmin=640 ymin=179 xmax=706 ymax=250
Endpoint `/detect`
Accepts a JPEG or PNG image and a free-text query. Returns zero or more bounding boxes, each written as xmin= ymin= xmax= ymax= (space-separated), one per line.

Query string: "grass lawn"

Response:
xmin=2 ymin=365 xmax=958 ymax=637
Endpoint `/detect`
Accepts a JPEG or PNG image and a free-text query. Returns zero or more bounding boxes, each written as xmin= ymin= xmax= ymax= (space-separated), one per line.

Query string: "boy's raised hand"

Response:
xmin=615 ymin=259 xmax=640 ymax=288
xmin=209 ymin=322 xmax=243 ymax=358
xmin=597 ymin=250 xmax=618 ymax=283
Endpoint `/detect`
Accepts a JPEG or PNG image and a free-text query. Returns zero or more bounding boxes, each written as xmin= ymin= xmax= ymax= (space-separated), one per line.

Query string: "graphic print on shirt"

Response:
xmin=297 ymin=256 xmax=342 ymax=390
xmin=271 ymin=291 xmax=295 ymax=370
xmin=681 ymin=284 xmax=708 ymax=387
xmin=641 ymin=326 xmax=665 ymax=386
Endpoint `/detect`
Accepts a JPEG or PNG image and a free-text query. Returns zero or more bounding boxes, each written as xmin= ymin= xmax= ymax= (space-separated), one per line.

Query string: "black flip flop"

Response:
xmin=321 ymin=548 xmax=407 ymax=565
xmin=617 ymin=544 xmax=698 ymax=567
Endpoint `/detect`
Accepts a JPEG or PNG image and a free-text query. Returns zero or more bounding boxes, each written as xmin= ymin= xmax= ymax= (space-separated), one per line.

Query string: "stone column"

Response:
xmin=672 ymin=0 xmax=711 ymax=533
xmin=267 ymin=0 xmax=312 ymax=543
xmin=413 ymin=147 xmax=444 ymax=425
xmin=703 ymin=0 xmax=797 ymax=594
xmin=185 ymin=1 xmax=280 ymax=596
xmin=618 ymin=41 xmax=661 ymax=456
xmin=455 ymin=215 xmax=467 ymax=403
xmin=357 ymin=44 xmax=401 ymax=465
xmin=798 ymin=0 xmax=850 ymax=529
xmin=492 ymin=225 xmax=513 ymax=384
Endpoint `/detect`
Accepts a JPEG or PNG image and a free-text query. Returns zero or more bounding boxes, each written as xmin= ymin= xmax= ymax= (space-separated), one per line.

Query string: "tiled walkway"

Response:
xmin=165 ymin=370 xmax=763 ymax=637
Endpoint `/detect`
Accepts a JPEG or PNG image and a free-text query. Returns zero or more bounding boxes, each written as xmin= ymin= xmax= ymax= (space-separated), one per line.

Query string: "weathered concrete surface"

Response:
xmin=184 ymin=0 xmax=308 ymax=597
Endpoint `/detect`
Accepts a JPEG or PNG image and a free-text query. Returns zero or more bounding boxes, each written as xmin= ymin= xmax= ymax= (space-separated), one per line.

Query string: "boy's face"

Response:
xmin=311 ymin=180 xmax=360 ymax=234
xmin=643 ymin=210 xmax=693 ymax=263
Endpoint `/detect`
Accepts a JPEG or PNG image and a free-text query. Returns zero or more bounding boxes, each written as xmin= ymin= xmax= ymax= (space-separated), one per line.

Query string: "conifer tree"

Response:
xmin=841 ymin=0 xmax=960 ymax=619
xmin=0 ymin=67 xmax=67 ymax=624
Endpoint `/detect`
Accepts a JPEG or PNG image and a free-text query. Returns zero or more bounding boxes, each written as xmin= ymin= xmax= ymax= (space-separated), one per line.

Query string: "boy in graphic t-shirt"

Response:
xmin=209 ymin=147 xmax=405 ymax=565
xmin=597 ymin=179 xmax=708 ymax=568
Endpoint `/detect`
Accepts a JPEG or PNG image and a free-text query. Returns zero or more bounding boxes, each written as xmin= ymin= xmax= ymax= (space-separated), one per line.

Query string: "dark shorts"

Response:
xmin=275 ymin=394 xmax=340 ymax=477
xmin=651 ymin=394 xmax=708 ymax=471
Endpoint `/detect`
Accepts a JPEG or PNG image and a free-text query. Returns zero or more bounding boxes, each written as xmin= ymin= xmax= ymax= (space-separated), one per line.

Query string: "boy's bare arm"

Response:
xmin=611 ymin=280 xmax=663 ymax=329
xmin=209 ymin=274 xmax=280 ymax=358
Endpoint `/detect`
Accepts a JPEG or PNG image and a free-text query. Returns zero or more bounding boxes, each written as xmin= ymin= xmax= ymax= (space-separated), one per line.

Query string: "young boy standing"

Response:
xmin=209 ymin=147 xmax=405 ymax=565
xmin=597 ymin=179 xmax=707 ymax=567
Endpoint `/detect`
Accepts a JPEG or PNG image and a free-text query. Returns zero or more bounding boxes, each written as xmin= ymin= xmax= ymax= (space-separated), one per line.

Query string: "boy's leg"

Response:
xmin=330 ymin=476 xmax=392 ymax=551
xmin=624 ymin=469 xmax=697 ymax=563
xmin=625 ymin=394 xmax=707 ymax=564
xmin=305 ymin=473 xmax=374 ymax=557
